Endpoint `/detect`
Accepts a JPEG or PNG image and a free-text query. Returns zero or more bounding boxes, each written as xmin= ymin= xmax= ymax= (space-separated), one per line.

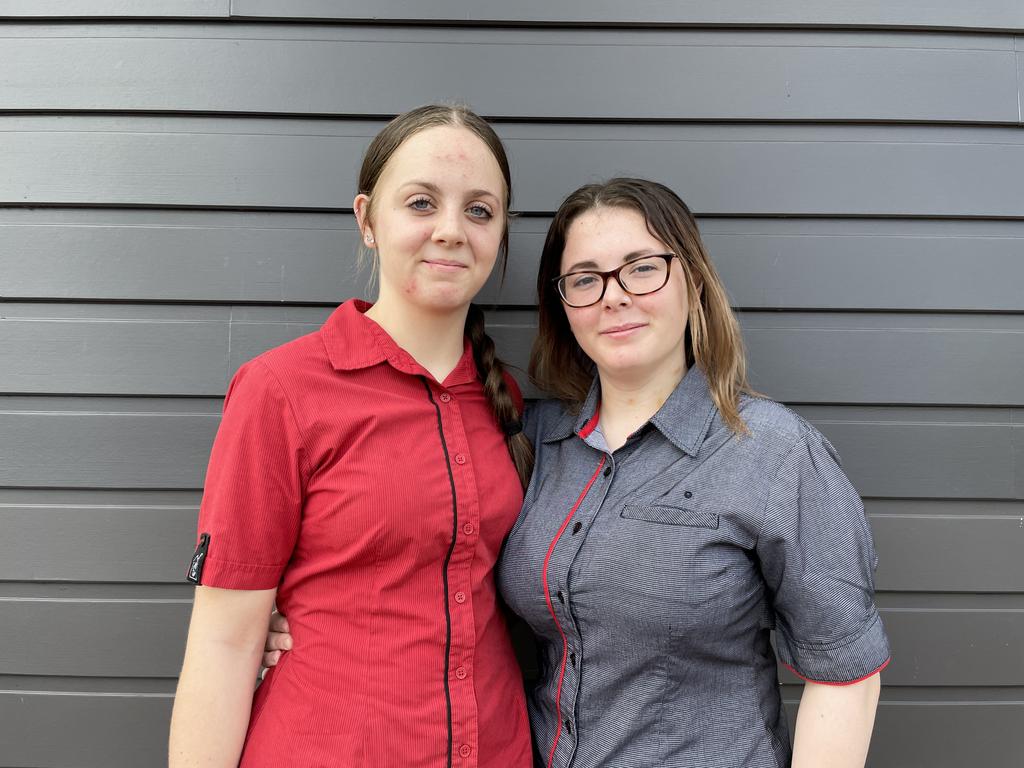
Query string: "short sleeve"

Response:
xmin=189 ymin=359 xmax=306 ymax=590
xmin=755 ymin=425 xmax=891 ymax=684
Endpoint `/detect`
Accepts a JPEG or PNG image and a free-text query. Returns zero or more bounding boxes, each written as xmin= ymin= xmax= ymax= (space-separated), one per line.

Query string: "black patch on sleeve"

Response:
xmin=186 ymin=532 xmax=210 ymax=585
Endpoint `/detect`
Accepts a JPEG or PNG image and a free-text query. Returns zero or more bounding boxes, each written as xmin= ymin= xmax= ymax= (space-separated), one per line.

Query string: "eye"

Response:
xmin=570 ymin=274 xmax=600 ymax=289
xmin=467 ymin=203 xmax=493 ymax=220
xmin=408 ymin=196 xmax=433 ymax=212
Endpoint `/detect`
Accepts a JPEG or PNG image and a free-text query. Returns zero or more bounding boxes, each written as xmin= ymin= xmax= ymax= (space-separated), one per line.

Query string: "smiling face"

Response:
xmin=356 ymin=125 xmax=507 ymax=314
xmin=560 ymin=206 xmax=691 ymax=385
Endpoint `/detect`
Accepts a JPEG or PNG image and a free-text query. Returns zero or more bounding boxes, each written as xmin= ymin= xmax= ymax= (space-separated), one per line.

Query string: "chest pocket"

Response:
xmin=620 ymin=504 xmax=719 ymax=529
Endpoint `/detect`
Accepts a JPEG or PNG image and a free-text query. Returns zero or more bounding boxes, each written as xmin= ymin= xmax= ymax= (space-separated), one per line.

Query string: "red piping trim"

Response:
xmin=781 ymin=656 xmax=890 ymax=687
xmin=578 ymin=406 xmax=601 ymax=439
xmin=541 ymin=455 xmax=606 ymax=768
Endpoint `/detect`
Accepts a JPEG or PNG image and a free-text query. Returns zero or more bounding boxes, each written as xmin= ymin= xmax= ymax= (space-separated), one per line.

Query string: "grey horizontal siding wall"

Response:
xmin=1 ymin=6 xmax=1022 ymax=768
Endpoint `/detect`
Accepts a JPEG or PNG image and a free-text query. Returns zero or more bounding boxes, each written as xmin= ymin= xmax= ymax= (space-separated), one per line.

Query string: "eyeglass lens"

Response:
xmin=559 ymin=254 xmax=671 ymax=307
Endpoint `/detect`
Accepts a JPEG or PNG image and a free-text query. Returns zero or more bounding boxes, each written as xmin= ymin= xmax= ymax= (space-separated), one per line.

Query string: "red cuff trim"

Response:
xmin=782 ymin=656 xmax=890 ymax=686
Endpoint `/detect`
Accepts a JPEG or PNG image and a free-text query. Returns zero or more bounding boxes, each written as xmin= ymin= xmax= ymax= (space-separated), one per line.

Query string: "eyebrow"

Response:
xmin=564 ymin=249 xmax=659 ymax=273
xmin=400 ymin=180 xmax=501 ymax=202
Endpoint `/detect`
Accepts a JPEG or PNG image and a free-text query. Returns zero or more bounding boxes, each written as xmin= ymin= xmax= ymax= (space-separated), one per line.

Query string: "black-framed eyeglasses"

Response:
xmin=553 ymin=253 xmax=680 ymax=308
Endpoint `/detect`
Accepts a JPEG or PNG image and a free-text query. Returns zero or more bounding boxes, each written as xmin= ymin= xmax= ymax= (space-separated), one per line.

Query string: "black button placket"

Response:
xmin=549 ymin=442 xmax=616 ymax=768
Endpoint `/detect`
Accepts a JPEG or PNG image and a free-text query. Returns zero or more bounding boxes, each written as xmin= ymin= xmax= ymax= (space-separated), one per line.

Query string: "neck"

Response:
xmin=365 ymin=291 xmax=469 ymax=383
xmin=597 ymin=360 xmax=687 ymax=451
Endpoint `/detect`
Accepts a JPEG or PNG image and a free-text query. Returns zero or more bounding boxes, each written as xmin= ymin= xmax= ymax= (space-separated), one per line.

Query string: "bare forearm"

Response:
xmin=169 ymin=640 xmax=262 ymax=767
xmin=169 ymin=586 xmax=277 ymax=768
xmin=791 ymin=676 xmax=881 ymax=768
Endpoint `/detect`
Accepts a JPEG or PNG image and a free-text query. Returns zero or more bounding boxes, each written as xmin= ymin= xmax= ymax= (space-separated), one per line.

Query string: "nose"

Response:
xmin=601 ymin=273 xmax=632 ymax=308
xmin=432 ymin=206 xmax=466 ymax=248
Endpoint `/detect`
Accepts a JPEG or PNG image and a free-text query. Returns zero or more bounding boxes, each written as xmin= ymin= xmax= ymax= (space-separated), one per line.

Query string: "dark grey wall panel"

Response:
xmin=0 ymin=503 xmax=197 ymax=582
xmin=488 ymin=312 xmax=1024 ymax=406
xmin=0 ymin=410 xmax=217 ymax=488
xmin=4 ymin=597 xmax=1018 ymax=685
xmin=6 ymin=212 xmax=1024 ymax=312
xmin=0 ymin=210 xmax=366 ymax=304
xmin=2 ymin=400 xmax=1018 ymax=499
xmin=800 ymin=414 xmax=1022 ymax=500
xmin=1 ymin=600 xmax=190 ymax=676
xmin=5 ymin=306 xmax=1023 ymax=406
xmin=869 ymin=702 xmax=1024 ymax=768
xmin=4 ymin=120 xmax=1024 ymax=216
xmin=230 ymin=1 xmax=1024 ymax=32
xmin=743 ymin=324 xmax=1024 ymax=406
xmin=1 ymin=29 xmax=1017 ymax=122
xmin=0 ymin=0 xmax=227 ymax=17
xmin=6 ymin=494 xmax=1016 ymax=587
xmin=0 ymin=692 xmax=172 ymax=768
xmin=871 ymin=513 xmax=1024 ymax=592
xmin=0 ymin=313 xmax=228 ymax=396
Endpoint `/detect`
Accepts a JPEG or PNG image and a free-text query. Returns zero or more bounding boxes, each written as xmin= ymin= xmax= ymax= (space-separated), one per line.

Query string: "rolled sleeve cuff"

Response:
xmin=777 ymin=612 xmax=891 ymax=685
xmin=192 ymin=555 xmax=284 ymax=590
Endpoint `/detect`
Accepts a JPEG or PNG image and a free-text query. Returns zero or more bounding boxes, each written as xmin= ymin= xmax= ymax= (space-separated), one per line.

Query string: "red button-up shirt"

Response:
xmin=191 ymin=299 xmax=532 ymax=767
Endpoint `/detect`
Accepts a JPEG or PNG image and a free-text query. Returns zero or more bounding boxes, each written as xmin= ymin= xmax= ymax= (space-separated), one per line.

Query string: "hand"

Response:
xmin=261 ymin=611 xmax=293 ymax=671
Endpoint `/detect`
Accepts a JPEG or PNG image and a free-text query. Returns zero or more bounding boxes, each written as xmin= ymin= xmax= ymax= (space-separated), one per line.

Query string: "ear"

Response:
xmin=353 ymin=193 xmax=375 ymax=247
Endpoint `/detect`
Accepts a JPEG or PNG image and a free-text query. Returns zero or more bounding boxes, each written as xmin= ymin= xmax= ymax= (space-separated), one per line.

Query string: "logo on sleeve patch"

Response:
xmin=187 ymin=532 xmax=211 ymax=585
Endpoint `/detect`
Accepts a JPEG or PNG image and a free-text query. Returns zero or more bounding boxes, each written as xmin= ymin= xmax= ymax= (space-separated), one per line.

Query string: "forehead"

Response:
xmin=562 ymin=206 xmax=666 ymax=267
xmin=380 ymin=125 xmax=505 ymax=197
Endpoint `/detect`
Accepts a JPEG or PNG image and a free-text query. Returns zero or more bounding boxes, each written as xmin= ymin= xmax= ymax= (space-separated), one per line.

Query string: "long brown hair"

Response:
xmin=529 ymin=178 xmax=755 ymax=435
xmin=357 ymin=104 xmax=534 ymax=485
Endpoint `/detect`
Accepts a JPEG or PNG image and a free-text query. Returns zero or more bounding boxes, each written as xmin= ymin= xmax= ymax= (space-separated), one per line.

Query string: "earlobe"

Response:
xmin=354 ymin=193 xmax=375 ymax=247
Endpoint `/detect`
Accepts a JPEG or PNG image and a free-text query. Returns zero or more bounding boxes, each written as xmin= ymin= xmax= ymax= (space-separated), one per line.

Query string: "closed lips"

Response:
xmin=601 ymin=323 xmax=646 ymax=334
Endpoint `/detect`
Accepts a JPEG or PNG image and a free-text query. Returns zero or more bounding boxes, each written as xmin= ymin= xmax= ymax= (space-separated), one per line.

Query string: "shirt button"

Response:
xmin=454 ymin=591 xmax=467 ymax=604
xmin=603 ymin=466 xmax=612 ymax=478
xmin=439 ymin=392 xmax=451 ymax=403
xmin=570 ymin=652 xmax=577 ymax=667
xmin=684 ymin=490 xmax=693 ymax=498
xmin=564 ymin=719 xmax=573 ymax=735
xmin=557 ymin=590 xmax=565 ymax=604
xmin=459 ymin=744 xmax=472 ymax=758
xmin=462 ymin=522 xmax=474 ymax=535
xmin=455 ymin=666 xmax=468 ymax=680
xmin=571 ymin=521 xmax=582 ymax=535
xmin=454 ymin=453 xmax=467 ymax=465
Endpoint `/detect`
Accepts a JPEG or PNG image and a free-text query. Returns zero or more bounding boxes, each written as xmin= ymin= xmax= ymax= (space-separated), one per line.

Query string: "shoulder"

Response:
xmin=235 ymin=329 xmax=332 ymax=397
xmin=734 ymin=394 xmax=844 ymax=475
xmin=523 ymin=397 xmax=575 ymax=445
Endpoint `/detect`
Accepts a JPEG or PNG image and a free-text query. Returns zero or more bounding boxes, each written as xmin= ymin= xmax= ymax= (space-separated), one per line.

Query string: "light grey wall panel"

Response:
xmin=0 ymin=1 xmax=227 ymax=17
xmin=4 ymin=119 xmax=1024 ymax=216
xmin=1 ymin=28 xmax=1017 ymax=122
xmin=230 ymin=1 xmax=1024 ymax=32
xmin=0 ymin=692 xmax=172 ymax=768
xmin=0 ymin=410 xmax=217 ymax=488
xmin=6 ymin=212 xmax=1024 ymax=312
xmin=1 ymin=600 xmax=190 ymax=676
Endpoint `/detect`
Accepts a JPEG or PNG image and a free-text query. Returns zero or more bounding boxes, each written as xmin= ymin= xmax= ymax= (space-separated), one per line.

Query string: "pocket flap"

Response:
xmin=620 ymin=505 xmax=719 ymax=529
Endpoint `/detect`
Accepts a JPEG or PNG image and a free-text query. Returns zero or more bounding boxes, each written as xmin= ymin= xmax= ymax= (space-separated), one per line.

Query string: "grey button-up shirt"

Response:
xmin=497 ymin=366 xmax=890 ymax=768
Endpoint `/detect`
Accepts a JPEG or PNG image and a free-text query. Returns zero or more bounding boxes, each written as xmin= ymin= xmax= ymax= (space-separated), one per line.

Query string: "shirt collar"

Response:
xmin=542 ymin=365 xmax=718 ymax=457
xmin=320 ymin=299 xmax=479 ymax=386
